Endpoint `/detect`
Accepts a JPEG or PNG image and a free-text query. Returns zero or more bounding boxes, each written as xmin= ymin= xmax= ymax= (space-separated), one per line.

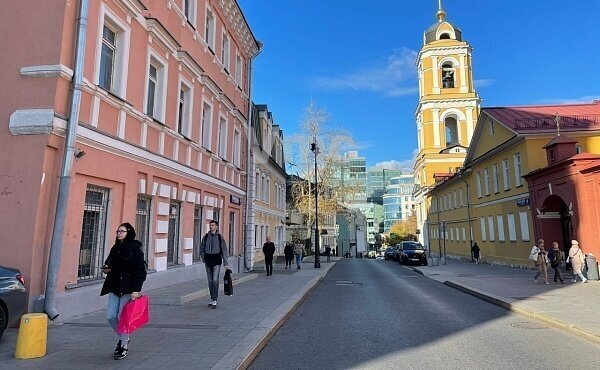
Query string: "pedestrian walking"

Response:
xmin=284 ymin=242 xmax=294 ymax=269
xmin=101 ymin=222 xmax=147 ymax=360
xmin=262 ymin=236 xmax=276 ymax=276
xmin=200 ymin=220 xmax=229 ymax=308
xmin=568 ymin=240 xmax=588 ymax=283
xmin=471 ymin=243 xmax=481 ymax=265
xmin=325 ymin=246 xmax=331 ymax=262
xmin=547 ymin=241 xmax=565 ymax=284
xmin=530 ymin=239 xmax=549 ymax=284
xmin=293 ymin=239 xmax=305 ymax=269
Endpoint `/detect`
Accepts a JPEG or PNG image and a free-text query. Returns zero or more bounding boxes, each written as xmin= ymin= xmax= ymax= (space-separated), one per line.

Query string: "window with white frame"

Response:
xmin=255 ymin=172 xmax=261 ymax=200
xmin=502 ymin=159 xmax=511 ymax=190
xmin=183 ymin=0 xmax=197 ymax=26
xmin=96 ymin=8 xmax=130 ymax=97
xmin=507 ymin=213 xmax=516 ymax=241
xmin=492 ymin=164 xmax=499 ymax=193
xmin=462 ymin=227 xmax=466 ymax=242
xmin=177 ymin=81 xmax=193 ymax=137
xmin=476 ymin=172 xmax=482 ymax=198
xmin=519 ymin=211 xmax=530 ymax=241
xmin=459 ymin=188 xmax=464 ymax=206
xmin=201 ymin=102 xmax=212 ymax=150
xmin=266 ymin=178 xmax=270 ymax=204
xmin=487 ymin=216 xmax=495 ymax=241
xmin=450 ymin=227 xmax=454 ymax=241
xmin=218 ymin=116 xmax=227 ymax=159
xmin=233 ymin=129 xmax=241 ymax=167
xmin=221 ymin=32 xmax=230 ymax=71
xmin=483 ymin=168 xmax=490 ymax=196
xmin=205 ymin=9 xmax=215 ymax=50
xmin=453 ymin=190 xmax=457 ymax=209
xmin=262 ymin=175 xmax=267 ymax=202
xmin=514 ymin=153 xmax=523 ymax=186
xmin=480 ymin=217 xmax=487 ymax=241
xmin=497 ymin=215 xmax=505 ymax=241
xmin=235 ymin=54 xmax=243 ymax=86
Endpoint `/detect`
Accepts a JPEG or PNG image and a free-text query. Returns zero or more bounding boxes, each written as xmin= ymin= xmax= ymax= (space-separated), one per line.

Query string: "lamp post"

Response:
xmin=310 ymin=139 xmax=321 ymax=268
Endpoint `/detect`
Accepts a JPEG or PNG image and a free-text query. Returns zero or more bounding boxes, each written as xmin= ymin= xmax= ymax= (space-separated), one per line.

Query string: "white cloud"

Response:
xmin=370 ymin=149 xmax=418 ymax=172
xmin=535 ymin=95 xmax=600 ymax=105
xmin=474 ymin=79 xmax=495 ymax=88
xmin=311 ymin=48 xmax=418 ymax=97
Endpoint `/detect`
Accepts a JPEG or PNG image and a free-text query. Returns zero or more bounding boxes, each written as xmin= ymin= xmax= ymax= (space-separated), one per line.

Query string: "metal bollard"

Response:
xmin=15 ymin=313 xmax=48 ymax=359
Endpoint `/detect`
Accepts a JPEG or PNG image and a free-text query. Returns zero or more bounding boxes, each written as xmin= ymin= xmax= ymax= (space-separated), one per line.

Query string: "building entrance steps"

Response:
xmin=147 ymin=273 xmax=257 ymax=305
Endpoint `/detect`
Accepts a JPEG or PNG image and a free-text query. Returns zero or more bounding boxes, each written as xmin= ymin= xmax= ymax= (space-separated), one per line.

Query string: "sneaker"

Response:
xmin=114 ymin=340 xmax=122 ymax=356
xmin=533 ymin=279 xmax=538 ymax=283
xmin=114 ymin=346 xmax=128 ymax=360
xmin=572 ymin=279 xmax=577 ymax=283
xmin=561 ymin=280 xmax=565 ymax=284
xmin=211 ymin=300 xmax=217 ymax=308
xmin=583 ymin=279 xmax=589 ymax=283
xmin=544 ymin=282 xmax=550 ymax=285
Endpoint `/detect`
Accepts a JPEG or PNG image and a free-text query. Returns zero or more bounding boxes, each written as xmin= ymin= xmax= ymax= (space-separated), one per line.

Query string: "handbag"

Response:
xmin=224 ymin=269 xmax=233 ymax=296
xmin=528 ymin=246 xmax=539 ymax=262
xmin=117 ymin=295 xmax=150 ymax=334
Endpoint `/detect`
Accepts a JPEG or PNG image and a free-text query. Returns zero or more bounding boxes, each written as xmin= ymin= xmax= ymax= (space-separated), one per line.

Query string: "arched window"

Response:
xmin=439 ymin=33 xmax=450 ymax=40
xmin=442 ymin=62 xmax=455 ymax=88
xmin=445 ymin=117 xmax=458 ymax=146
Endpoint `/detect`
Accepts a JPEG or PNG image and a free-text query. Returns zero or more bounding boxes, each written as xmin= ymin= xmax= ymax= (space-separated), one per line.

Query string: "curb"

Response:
xmin=443 ymin=280 xmax=600 ymax=345
xmin=210 ymin=274 xmax=324 ymax=370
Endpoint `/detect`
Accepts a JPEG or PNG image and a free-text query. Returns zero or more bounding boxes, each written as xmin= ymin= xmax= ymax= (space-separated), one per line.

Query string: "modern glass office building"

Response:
xmin=383 ymin=174 xmax=416 ymax=232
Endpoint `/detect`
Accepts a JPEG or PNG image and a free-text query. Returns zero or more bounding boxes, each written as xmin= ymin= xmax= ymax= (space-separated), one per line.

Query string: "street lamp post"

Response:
xmin=310 ymin=139 xmax=321 ymax=268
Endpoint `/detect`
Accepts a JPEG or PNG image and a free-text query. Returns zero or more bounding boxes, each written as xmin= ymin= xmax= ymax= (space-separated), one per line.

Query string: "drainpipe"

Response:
xmin=44 ymin=0 xmax=90 ymax=321
xmin=243 ymin=42 xmax=263 ymax=271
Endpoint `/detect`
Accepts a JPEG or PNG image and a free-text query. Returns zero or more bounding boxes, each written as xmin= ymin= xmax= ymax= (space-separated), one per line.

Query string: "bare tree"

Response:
xmin=286 ymin=101 xmax=360 ymax=236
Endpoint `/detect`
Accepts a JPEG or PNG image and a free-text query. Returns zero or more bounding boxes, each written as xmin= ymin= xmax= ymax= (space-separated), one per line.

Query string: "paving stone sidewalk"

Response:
xmin=0 ymin=259 xmax=337 ymax=369
xmin=413 ymin=259 xmax=600 ymax=344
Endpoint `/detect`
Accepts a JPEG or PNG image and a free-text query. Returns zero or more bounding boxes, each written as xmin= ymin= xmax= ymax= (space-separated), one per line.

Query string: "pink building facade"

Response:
xmin=0 ymin=0 xmax=259 ymax=319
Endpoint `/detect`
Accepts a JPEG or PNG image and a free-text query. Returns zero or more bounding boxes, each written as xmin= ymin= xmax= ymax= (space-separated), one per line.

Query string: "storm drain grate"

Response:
xmin=509 ymin=321 xmax=549 ymax=330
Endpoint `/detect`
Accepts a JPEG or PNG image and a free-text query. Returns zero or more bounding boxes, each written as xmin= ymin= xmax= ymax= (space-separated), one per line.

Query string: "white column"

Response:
xmin=432 ymin=56 xmax=440 ymax=94
xmin=432 ymin=108 xmax=441 ymax=147
xmin=459 ymin=55 xmax=468 ymax=93
xmin=466 ymin=107 xmax=474 ymax=144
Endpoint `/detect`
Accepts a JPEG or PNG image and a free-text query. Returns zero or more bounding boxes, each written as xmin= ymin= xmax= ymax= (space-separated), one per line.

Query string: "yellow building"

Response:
xmin=428 ymin=102 xmax=600 ymax=266
xmin=413 ymin=3 xmax=481 ymax=247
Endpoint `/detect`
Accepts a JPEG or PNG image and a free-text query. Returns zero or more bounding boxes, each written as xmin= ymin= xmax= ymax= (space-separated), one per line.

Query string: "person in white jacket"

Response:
xmin=568 ymin=240 xmax=588 ymax=283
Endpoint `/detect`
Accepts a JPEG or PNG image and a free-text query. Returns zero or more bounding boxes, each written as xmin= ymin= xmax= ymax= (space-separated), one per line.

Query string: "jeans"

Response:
xmin=265 ymin=257 xmax=273 ymax=275
xmin=205 ymin=264 xmax=221 ymax=301
xmin=552 ymin=266 xmax=564 ymax=282
xmin=295 ymin=254 xmax=302 ymax=268
xmin=107 ymin=293 xmax=131 ymax=344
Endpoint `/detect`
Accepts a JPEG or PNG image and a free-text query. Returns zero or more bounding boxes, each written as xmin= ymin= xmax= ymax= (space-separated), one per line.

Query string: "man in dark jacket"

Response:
xmin=201 ymin=220 xmax=229 ymax=308
xmin=263 ymin=236 xmax=276 ymax=276
xmin=284 ymin=242 xmax=294 ymax=269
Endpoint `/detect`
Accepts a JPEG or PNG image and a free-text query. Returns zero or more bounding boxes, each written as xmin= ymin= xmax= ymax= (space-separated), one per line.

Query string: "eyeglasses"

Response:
xmin=116 ymin=230 xmax=128 ymax=234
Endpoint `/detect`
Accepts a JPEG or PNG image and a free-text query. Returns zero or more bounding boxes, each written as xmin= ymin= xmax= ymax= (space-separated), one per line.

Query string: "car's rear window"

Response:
xmin=402 ymin=242 xmax=423 ymax=250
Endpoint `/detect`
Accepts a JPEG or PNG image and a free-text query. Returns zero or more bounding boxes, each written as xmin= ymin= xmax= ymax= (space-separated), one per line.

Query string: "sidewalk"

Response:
xmin=0 ymin=258 xmax=338 ymax=369
xmin=413 ymin=259 xmax=600 ymax=344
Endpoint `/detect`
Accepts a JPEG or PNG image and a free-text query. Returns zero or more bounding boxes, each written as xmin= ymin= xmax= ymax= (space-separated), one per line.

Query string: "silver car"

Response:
xmin=0 ymin=266 xmax=27 ymax=339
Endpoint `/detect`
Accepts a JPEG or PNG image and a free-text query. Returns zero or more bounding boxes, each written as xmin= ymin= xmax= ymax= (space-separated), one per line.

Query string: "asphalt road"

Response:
xmin=249 ymin=258 xmax=600 ymax=370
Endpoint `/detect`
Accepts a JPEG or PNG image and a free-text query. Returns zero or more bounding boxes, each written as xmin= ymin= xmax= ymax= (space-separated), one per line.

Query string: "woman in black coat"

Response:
xmin=101 ymin=222 xmax=146 ymax=360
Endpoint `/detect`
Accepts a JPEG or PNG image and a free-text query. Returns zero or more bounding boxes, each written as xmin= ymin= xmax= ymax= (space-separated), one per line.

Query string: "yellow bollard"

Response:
xmin=14 ymin=313 xmax=48 ymax=359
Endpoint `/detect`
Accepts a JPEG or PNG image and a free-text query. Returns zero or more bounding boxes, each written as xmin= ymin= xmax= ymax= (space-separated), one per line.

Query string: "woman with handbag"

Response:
xmin=548 ymin=242 xmax=565 ymax=284
xmin=101 ymin=222 xmax=147 ymax=360
xmin=568 ymin=240 xmax=588 ymax=283
xmin=531 ymin=239 xmax=549 ymax=284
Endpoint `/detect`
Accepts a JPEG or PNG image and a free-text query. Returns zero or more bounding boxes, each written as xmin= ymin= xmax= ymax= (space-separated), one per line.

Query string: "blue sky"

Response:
xmin=238 ymin=0 xmax=600 ymax=170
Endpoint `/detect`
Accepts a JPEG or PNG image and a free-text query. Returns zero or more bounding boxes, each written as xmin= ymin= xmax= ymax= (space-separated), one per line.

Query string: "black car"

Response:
xmin=0 ymin=266 xmax=27 ymax=339
xmin=384 ymin=247 xmax=396 ymax=260
xmin=396 ymin=241 xmax=428 ymax=266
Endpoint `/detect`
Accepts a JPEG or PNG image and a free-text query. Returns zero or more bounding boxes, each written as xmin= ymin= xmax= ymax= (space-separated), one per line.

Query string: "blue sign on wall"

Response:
xmin=517 ymin=198 xmax=530 ymax=207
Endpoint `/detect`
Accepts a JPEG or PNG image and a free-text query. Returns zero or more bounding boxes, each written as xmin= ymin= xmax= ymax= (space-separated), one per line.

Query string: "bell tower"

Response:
xmin=413 ymin=0 xmax=481 ymax=245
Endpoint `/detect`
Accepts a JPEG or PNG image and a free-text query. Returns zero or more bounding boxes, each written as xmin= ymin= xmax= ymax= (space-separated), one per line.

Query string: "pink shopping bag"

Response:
xmin=117 ymin=295 xmax=150 ymax=334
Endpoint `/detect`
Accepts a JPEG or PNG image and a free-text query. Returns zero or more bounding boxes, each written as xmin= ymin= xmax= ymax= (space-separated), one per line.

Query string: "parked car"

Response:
xmin=0 ymin=266 xmax=27 ymax=339
xmin=396 ymin=241 xmax=428 ymax=266
xmin=384 ymin=247 xmax=396 ymax=260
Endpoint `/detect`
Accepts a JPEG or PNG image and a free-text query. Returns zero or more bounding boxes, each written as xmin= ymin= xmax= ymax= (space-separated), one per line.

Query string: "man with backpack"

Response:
xmin=200 ymin=220 xmax=229 ymax=308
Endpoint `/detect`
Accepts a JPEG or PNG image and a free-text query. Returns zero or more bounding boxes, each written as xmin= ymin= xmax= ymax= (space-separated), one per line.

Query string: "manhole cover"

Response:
xmin=509 ymin=321 xmax=549 ymax=330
